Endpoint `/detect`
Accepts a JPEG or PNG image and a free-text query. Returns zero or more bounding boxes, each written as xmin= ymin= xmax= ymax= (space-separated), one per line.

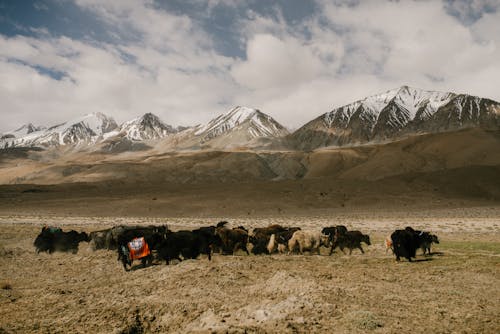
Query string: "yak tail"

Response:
xmin=267 ymin=234 xmax=276 ymax=254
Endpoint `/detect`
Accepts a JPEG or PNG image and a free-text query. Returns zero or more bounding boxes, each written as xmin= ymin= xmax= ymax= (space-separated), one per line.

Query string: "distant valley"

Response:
xmin=1 ymin=86 xmax=499 ymax=216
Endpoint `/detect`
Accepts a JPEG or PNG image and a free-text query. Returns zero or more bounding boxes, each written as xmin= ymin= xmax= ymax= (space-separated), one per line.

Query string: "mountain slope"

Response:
xmin=195 ymin=106 xmax=288 ymax=141
xmin=164 ymin=106 xmax=289 ymax=150
xmin=0 ymin=124 xmax=46 ymax=141
xmin=291 ymin=86 xmax=500 ymax=150
xmin=1 ymin=113 xmax=118 ymax=149
xmin=118 ymin=113 xmax=178 ymax=141
xmin=2 ymin=127 xmax=499 ymax=189
xmin=0 ymin=107 xmax=288 ymax=151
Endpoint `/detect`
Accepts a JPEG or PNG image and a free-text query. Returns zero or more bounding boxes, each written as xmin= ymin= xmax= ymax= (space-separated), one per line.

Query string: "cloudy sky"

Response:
xmin=1 ymin=0 xmax=499 ymax=133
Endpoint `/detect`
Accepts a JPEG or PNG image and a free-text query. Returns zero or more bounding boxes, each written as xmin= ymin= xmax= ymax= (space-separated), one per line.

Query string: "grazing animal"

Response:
xmin=89 ymin=229 xmax=109 ymax=251
xmin=157 ymin=230 xmax=214 ymax=265
xmin=116 ymin=225 xmax=167 ymax=251
xmin=391 ymin=227 xmax=420 ymax=261
xmin=215 ymin=221 xmax=249 ymax=255
xmin=251 ymin=236 xmax=271 ymax=255
xmin=321 ymin=225 xmax=348 ymax=243
xmin=424 ymin=233 xmax=439 ymax=255
xmin=118 ymin=237 xmax=153 ymax=271
xmin=89 ymin=225 xmax=166 ymax=251
xmin=192 ymin=226 xmax=222 ymax=255
xmin=331 ymin=230 xmax=371 ymax=255
xmin=415 ymin=231 xmax=439 ymax=255
xmin=322 ymin=226 xmax=349 ymax=255
xmin=115 ymin=225 xmax=168 ymax=270
xmin=249 ymin=225 xmax=287 ymax=255
xmin=391 ymin=227 xmax=440 ymax=261
xmin=288 ymin=230 xmax=330 ymax=255
xmin=34 ymin=227 xmax=90 ymax=254
xmin=267 ymin=227 xmax=301 ymax=254
xmin=252 ymin=225 xmax=286 ymax=240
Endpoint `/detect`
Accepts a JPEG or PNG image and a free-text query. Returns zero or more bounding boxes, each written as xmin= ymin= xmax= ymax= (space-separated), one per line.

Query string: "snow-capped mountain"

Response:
xmin=118 ymin=113 xmax=178 ymax=141
xmin=2 ymin=87 xmax=498 ymax=152
xmin=194 ymin=106 xmax=288 ymax=143
xmin=291 ymin=86 xmax=500 ymax=149
xmin=0 ymin=123 xmax=46 ymax=141
xmin=1 ymin=112 xmax=118 ymax=149
xmin=154 ymin=106 xmax=289 ymax=150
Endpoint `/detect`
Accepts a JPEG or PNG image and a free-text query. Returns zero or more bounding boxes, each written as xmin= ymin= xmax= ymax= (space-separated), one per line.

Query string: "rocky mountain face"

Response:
xmin=182 ymin=106 xmax=289 ymax=149
xmin=290 ymin=86 xmax=500 ymax=150
xmin=118 ymin=113 xmax=178 ymax=141
xmin=2 ymin=87 xmax=499 ymax=152
xmin=194 ymin=106 xmax=288 ymax=141
xmin=0 ymin=107 xmax=289 ymax=151
xmin=0 ymin=123 xmax=46 ymax=141
xmin=1 ymin=113 xmax=118 ymax=149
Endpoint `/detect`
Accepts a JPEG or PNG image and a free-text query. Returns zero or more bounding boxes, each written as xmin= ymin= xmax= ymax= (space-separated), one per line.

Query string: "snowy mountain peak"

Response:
xmin=225 ymin=106 xmax=259 ymax=123
xmin=1 ymin=123 xmax=45 ymax=140
xmin=14 ymin=123 xmax=44 ymax=135
xmin=194 ymin=106 xmax=257 ymax=136
xmin=66 ymin=112 xmax=118 ymax=136
xmin=194 ymin=106 xmax=288 ymax=141
xmin=294 ymin=86 xmax=500 ymax=150
xmin=324 ymin=86 xmax=455 ymax=128
xmin=1 ymin=112 xmax=118 ymax=148
xmin=119 ymin=113 xmax=177 ymax=141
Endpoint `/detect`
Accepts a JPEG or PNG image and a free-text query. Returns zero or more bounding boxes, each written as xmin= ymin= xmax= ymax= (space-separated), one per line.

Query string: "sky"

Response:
xmin=1 ymin=0 xmax=499 ymax=133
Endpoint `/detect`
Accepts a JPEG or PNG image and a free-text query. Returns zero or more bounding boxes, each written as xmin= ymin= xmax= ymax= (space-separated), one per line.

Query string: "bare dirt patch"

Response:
xmin=0 ymin=214 xmax=499 ymax=333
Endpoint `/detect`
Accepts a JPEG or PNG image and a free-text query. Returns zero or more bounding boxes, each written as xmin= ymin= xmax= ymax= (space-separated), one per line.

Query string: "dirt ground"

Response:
xmin=0 ymin=210 xmax=499 ymax=334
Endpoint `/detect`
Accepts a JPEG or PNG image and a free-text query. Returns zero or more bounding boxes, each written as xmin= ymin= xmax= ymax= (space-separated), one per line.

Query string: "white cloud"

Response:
xmin=0 ymin=0 xmax=499 ymax=133
xmin=231 ymin=34 xmax=325 ymax=90
xmin=227 ymin=0 xmax=500 ymax=128
xmin=0 ymin=0 xmax=237 ymax=132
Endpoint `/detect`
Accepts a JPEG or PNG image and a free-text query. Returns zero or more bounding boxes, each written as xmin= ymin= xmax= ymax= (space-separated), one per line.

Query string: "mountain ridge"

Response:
xmin=1 ymin=86 xmax=499 ymax=152
xmin=290 ymin=86 xmax=500 ymax=150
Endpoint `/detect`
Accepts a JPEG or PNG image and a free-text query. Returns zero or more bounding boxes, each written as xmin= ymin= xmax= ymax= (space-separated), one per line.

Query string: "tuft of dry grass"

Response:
xmin=0 ymin=282 xmax=12 ymax=290
xmin=345 ymin=310 xmax=384 ymax=330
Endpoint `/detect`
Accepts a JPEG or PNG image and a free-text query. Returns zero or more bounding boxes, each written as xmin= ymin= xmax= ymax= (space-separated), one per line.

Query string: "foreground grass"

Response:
xmin=1 ymin=223 xmax=499 ymax=333
xmin=440 ymin=240 xmax=500 ymax=254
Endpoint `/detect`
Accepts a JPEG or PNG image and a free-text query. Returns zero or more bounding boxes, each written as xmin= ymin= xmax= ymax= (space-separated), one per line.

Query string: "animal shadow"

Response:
xmin=128 ymin=262 xmax=160 ymax=271
xmin=427 ymin=251 xmax=444 ymax=256
xmin=412 ymin=257 xmax=433 ymax=262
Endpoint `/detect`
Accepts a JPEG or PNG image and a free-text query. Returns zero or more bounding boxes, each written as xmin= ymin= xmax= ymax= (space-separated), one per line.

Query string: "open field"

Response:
xmin=1 ymin=211 xmax=499 ymax=333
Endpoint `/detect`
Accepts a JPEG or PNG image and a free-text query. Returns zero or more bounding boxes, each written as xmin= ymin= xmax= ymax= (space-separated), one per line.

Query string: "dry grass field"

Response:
xmin=1 ymin=210 xmax=499 ymax=334
xmin=0 ymin=129 xmax=499 ymax=333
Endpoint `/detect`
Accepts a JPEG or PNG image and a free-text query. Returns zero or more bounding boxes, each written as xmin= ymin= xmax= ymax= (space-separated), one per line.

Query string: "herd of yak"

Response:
xmin=33 ymin=222 xmax=440 ymax=270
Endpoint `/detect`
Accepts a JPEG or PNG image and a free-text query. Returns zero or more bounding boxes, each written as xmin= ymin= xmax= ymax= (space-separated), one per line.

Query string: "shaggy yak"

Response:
xmin=390 ymin=227 xmax=420 ymax=262
xmin=331 ymin=230 xmax=371 ymax=255
xmin=118 ymin=237 xmax=153 ymax=271
xmin=267 ymin=227 xmax=301 ymax=254
xmin=215 ymin=221 xmax=249 ymax=255
xmin=287 ymin=230 xmax=330 ymax=255
xmin=34 ymin=226 xmax=90 ymax=254
xmin=249 ymin=224 xmax=287 ymax=255
xmin=157 ymin=227 xmax=221 ymax=265
xmin=116 ymin=226 xmax=167 ymax=270
xmin=321 ymin=225 xmax=348 ymax=243
xmin=416 ymin=231 xmax=439 ymax=255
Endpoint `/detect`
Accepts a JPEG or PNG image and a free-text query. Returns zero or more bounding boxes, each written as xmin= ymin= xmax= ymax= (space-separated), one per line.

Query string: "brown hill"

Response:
xmin=0 ymin=128 xmax=499 ymax=216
